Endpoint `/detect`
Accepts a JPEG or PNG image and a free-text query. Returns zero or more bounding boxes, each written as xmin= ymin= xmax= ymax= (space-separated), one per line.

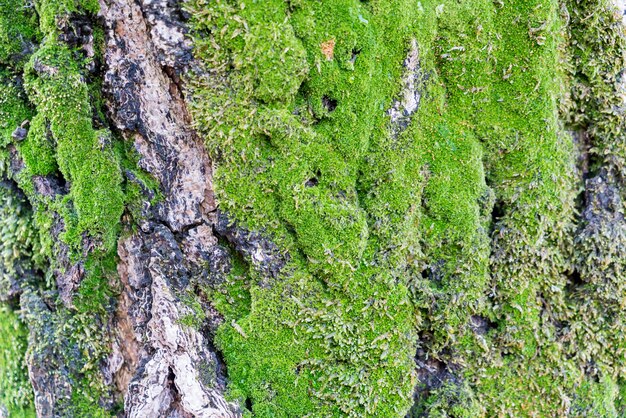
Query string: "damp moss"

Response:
xmin=0 ymin=183 xmax=43 ymax=297
xmin=0 ymin=72 xmax=32 ymax=149
xmin=0 ymin=0 xmax=39 ymax=66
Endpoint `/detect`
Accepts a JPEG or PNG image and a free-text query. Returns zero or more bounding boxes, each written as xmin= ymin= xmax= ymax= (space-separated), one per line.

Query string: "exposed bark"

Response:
xmin=99 ymin=0 xmax=237 ymax=415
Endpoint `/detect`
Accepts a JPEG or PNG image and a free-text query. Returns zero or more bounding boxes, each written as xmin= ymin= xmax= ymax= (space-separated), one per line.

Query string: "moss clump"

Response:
xmin=425 ymin=0 xmax=626 ymax=415
xmin=408 ymin=380 xmax=481 ymax=418
xmin=18 ymin=113 xmax=58 ymax=176
xmin=23 ymin=41 xmax=124 ymax=252
xmin=243 ymin=22 xmax=309 ymax=103
xmin=0 ymin=0 xmax=39 ymax=67
xmin=186 ymin=0 xmax=626 ymax=416
xmin=0 ymin=183 xmax=43 ymax=298
xmin=0 ymin=71 xmax=33 ymax=149
xmin=0 ymin=305 xmax=35 ymax=417
xmin=33 ymin=0 xmax=99 ymax=34
xmin=186 ymin=0 xmax=423 ymax=415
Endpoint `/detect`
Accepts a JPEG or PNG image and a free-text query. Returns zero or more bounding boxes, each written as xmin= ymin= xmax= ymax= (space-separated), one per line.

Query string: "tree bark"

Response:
xmin=2 ymin=0 xmax=626 ymax=417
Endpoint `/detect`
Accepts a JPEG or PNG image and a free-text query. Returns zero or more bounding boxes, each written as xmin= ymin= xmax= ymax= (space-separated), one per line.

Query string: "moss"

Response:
xmin=119 ymin=142 xmax=163 ymax=225
xmin=0 ymin=0 xmax=40 ymax=67
xmin=73 ymin=250 xmax=117 ymax=314
xmin=0 ymin=305 xmax=35 ymax=416
xmin=0 ymin=183 xmax=43 ymax=297
xmin=408 ymin=380 xmax=480 ymax=418
xmin=19 ymin=287 xmax=114 ymax=417
xmin=185 ymin=0 xmax=626 ymax=416
xmin=186 ymin=0 xmax=423 ymax=415
xmin=17 ymin=113 xmax=58 ymax=176
xmin=33 ymin=0 xmax=99 ymax=34
xmin=570 ymin=375 xmax=619 ymax=418
xmin=1 ymin=0 xmax=127 ymax=413
xmin=2 ymin=0 xmax=626 ymax=414
xmin=0 ymin=185 xmax=38 ymax=418
xmin=564 ymin=0 xmax=626 ymax=173
xmin=23 ymin=41 xmax=124 ymax=253
xmin=0 ymin=72 xmax=33 ymax=149
xmin=178 ymin=290 xmax=207 ymax=330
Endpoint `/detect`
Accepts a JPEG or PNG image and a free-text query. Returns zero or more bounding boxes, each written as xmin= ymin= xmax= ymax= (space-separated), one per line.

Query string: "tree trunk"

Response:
xmin=2 ymin=0 xmax=626 ymax=416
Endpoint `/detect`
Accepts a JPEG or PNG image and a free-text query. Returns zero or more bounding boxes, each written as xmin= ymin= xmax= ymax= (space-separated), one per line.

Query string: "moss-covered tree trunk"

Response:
xmin=3 ymin=0 xmax=626 ymax=416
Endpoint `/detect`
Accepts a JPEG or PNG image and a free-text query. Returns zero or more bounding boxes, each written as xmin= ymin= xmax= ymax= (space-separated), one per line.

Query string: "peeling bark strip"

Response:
xmin=99 ymin=0 xmax=237 ymax=415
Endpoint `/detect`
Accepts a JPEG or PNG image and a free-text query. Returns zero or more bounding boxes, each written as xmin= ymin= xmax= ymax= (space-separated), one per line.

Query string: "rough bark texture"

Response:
xmin=100 ymin=0 xmax=238 ymax=415
xmin=3 ymin=0 xmax=626 ymax=417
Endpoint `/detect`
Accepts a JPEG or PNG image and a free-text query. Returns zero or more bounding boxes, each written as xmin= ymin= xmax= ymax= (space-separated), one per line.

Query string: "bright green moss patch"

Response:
xmin=0 ymin=72 xmax=33 ymax=149
xmin=18 ymin=113 xmax=58 ymax=176
xmin=0 ymin=0 xmax=39 ymax=66
xmin=186 ymin=0 xmax=423 ymax=415
xmin=414 ymin=0 xmax=578 ymax=415
xmin=33 ymin=0 xmax=99 ymax=34
xmin=187 ymin=0 xmax=626 ymax=416
xmin=23 ymin=41 xmax=124 ymax=252
xmin=0 ymin=305 xmax=35 ymax=417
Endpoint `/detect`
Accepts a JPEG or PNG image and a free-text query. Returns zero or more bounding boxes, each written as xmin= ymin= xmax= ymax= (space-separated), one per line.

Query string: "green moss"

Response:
xmin=18 ymin=286 xmax=114 ymax=417
xmin=0 ymin=305 xmax=35 ymax=416
xmin=408 ymin=380 xmax=480 ymax=418
xmin=178 ymin=290 xmax=207 ymax=330
xmin=119 ymin=142 xmax=163 ymax=225
xmin=3 ymin=0 xmax=625 ymax=414
xmin=18 ymin=113 xmax=58 ymax=176
xmin=185 ymin=0 xmax=626 ymax=416
xmin=0 ymin=183 xmax=43 ymax=297
xmin=0 ymin=72 xmax=33 ymax=149
xmin=33 ymin=0 xmax=98 ymax=34
xmin=570 ymin=375 xmax=619 ymax=418
xmin=186 ymin=0 xmax=423 ymax=415
xmin=1 ymin=0 xmax=128 ymax=413
xmin=23 ymin=40 xmax=124 ymax=253
xmin=0 ymin=0 xmax=39 ymax=66
xmin=0 ymin=186 xmax=35 ymax=415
